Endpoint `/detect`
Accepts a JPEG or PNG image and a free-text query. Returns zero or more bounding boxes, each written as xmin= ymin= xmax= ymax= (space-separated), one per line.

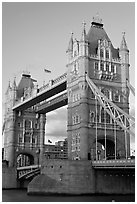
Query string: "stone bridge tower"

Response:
xmin=3 ymin=73 xmax=46 ymax=167
xmin=66 ymin=15 xmax=130 ymax=160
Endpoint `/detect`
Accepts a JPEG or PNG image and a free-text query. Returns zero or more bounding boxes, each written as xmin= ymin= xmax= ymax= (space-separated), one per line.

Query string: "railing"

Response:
xmin=92 ymin=159 xmax=135 ymax=168
xmin=17 ymin=165 xmax=41 ymax=180
xmin=88 ymin=122 xmax=122 ymax=130
xmin=39 ymin=72 xmax=67 ymax=92
xmin=52 ymin=73 xmax=67 ymax=85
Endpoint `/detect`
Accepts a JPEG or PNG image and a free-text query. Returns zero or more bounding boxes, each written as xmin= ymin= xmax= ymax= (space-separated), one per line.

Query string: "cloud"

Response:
xmin=45 ymin=106 xmax=67 ymax=144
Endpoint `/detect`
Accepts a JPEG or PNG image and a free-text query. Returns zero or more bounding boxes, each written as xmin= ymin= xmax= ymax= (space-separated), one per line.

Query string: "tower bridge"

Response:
xmin=3 ymin=15 xmax=135 ymax=195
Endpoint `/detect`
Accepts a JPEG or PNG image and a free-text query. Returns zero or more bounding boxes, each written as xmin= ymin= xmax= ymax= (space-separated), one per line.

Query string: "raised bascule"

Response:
xmin=2 ymin=15 xmax=135 ymax=194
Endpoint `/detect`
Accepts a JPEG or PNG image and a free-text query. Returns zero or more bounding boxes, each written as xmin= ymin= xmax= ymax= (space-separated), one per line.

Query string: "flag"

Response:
xmin=48 ymin=139 xmax=52 ymax=143
xmin=44 ymin=69 xmax=51 ymax=73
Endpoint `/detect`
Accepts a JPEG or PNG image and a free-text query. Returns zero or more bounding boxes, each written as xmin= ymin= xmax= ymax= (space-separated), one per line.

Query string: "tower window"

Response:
xmin=74 ymin=50 xmax=77 ymax=57
xmin=101 ymin=89 xmax=109 ymax=99
xmin=72 ymin=114 xmax=80 ymax=124
xmin=18 ymin=122 xmax=21 ymax=127
xmin=25 ymin=120 xmax=31 ymax=129
xmin=91 ymin=91 xmax=95 ymax=99
xmin=113 ymin=93 xmax=120 ymax=102
xmin=106 ymin=63 xmax=109 ymax=72
xmin=18 ymin=134 xmax=23 ymax=143
xmin=89 ymin=111 xmax=95 ymax=123
xmin=100 ymin=49 xmax=104 ymax=58
xmin=95 ymin=62 xmax=98 ymax=71
xmin=111 ymin=64 xmax=115 ymax=73
xmin=75 ymin=115 xmax=79 ymax=123
xmin=101 ymin=108 xmax=105 ymax=123
xmin=24 ymin=133 xmax=31 ymax=143
xmin=100 ymin=62 xmax=104 ymax=71
xmin=106 ymin=112 xmax=110 ymax=123
xmin=106 ymin=50 xmax=109 ymax=59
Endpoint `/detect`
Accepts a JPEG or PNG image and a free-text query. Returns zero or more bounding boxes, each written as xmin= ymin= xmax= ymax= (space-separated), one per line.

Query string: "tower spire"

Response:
xmin=67 ymin=32 xmax=73 ymax=52
xmin=120 ymin=32 xmax=128 ymax=51
xmin=81 ymin=21 xmax=87 ymax=42
xmin=6 ymin=80 xmax=11 ymax=94
xmin=92 ymin=12 xmax=103 ymax=27
xmin=12 ymin=76 xmax=17 ymax=90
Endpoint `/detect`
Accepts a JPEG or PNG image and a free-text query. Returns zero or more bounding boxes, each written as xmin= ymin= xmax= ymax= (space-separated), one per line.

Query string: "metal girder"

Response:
xmin=86 ymin=75 xmax=135 ymax=137
xmin=126 ymin=79 xmax=135 ymax=96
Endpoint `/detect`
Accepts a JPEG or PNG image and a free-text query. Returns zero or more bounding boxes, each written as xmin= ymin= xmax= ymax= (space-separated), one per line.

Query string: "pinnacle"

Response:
xmin=81 ymin=20 xmax=87 ymax=42
xmin=120 ymin=32 xmax=128 ymax=51
xmin=67 ymin=32 xmax=73 ymax=52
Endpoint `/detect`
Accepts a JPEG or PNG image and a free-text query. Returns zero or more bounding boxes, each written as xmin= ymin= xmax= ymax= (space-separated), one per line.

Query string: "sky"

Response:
xmin=2 ymin=2 xmax=135 ymax=149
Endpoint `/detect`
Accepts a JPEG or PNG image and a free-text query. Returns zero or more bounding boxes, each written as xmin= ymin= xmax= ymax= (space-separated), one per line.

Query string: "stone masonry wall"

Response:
xmin=2 ymin=164 xmax=17 ymax=189
xmin=28 ymin=159 xmax=95 ymax=194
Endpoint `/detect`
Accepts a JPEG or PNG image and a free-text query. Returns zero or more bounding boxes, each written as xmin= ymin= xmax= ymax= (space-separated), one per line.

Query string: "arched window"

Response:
xmin=18 ymin=134 xmax=23 ymax=144
xmin=95 ymin=62 xmax=98 ymax=70
xmin=89 ymin=111 xmax=95 ymax=123
xmin=100 ymin=49 xmax=104 ymax=58
xmin=113 ymin=92 xmax=120 ymax=102
xmin=72 ymin=114 xmax=80 ymax=124
xmin=91 ymin=91 xmax=95 ymax=99
xmin=25 ymin=120 xmax=31 ymax=129
xmin=74 ymin=50 xmax=77 ymax=57
xmin=24 ymin=133 xmax=31 ymax=143
xmin=75 ymin=115 xmax=79 ymax=124
xmin=106 ymin=50 xmax=109 ymax=59
xmin=100 ymin=62 xmax=104 ymax=71
xmin=106 ymin=63 xmax=109 ymax=72
xmin=101 ymin=108 xmax=105 ymax=123
xmin=101 ymin=89 xmax=109 ymax=99
xmin=106 ymin=112 xmax=110 ymax=123
xmin=111 ymin=64 xmax=115 ymax=73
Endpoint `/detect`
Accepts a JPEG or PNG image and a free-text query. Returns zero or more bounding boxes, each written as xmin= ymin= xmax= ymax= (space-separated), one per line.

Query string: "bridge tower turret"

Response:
xmin=119 ymin=32 xmax=130 ymax=155
xmin=119 ymin=32 xmax=130 ymax=105
xmin=67 ymin=22 xmax=90 ymax=160
xmin=67 ymin=15 xmax=131 ymax=161
xmin=4 ymin=79 xmax=17 ymax=166
xmin=3 ymin=73 xmax=46 ymax=167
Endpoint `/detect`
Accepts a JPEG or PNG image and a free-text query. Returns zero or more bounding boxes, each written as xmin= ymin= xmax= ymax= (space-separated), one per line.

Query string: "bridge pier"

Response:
xmin=2 ymin=162 xmax=17 ymax=189
xmin=28 ymin=160 xmax=96 ymax=194
xmin=27 ymin=159 xmax=135 ymax=195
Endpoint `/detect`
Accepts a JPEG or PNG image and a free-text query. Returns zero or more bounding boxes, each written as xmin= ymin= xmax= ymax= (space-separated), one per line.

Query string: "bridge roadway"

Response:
xmin=12 ymin=73 xmax=67 ymax=111
xmin=92 ymin=159 xmax=135 ymax=169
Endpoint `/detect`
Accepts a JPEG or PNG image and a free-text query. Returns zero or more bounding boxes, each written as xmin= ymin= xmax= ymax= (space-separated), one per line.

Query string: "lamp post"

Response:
xmin=36 ymin=149 xmax=40 ymax=168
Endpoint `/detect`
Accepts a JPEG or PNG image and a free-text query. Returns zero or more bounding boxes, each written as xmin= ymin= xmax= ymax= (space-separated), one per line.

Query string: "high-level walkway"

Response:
xmin=13 ymin=73 xmax=67 ymax=111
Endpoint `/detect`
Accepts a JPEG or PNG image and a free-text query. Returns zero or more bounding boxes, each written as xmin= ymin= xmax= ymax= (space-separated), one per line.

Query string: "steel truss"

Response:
xmin=126 ymin=79 xmax=135 ymax=96
xmin=86 ymin=74 xmax=135 ymax=137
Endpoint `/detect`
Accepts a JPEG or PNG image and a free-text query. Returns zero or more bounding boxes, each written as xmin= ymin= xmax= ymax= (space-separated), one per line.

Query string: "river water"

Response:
xmin=2 ymin=189 xmax=135 ymax=202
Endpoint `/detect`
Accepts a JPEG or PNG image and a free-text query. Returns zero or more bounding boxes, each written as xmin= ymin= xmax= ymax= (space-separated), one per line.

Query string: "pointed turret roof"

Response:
xmin=87 ymin=14 xmax=119 ymax=58
xmin=120 ymin=32 xmax=128 ymax=51
xmin=17 ymin=72 xmax=34 ymax=99
xmin=81 ymin=21 xmax=87 ymax=42
xmin=5 ymin=80 xmax=11 ymax=94
xmin=67 ymin=32 xmax=73 ymax=52
xmin=12 ymin=77 xmax=17 ymax=90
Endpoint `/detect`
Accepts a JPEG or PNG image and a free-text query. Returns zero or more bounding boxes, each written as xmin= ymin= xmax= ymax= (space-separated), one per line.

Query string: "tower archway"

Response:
xmin=90 ymin=137 xmax=115 ymax=160
xmin=16 ymin=153 xmax=34 ymax=168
